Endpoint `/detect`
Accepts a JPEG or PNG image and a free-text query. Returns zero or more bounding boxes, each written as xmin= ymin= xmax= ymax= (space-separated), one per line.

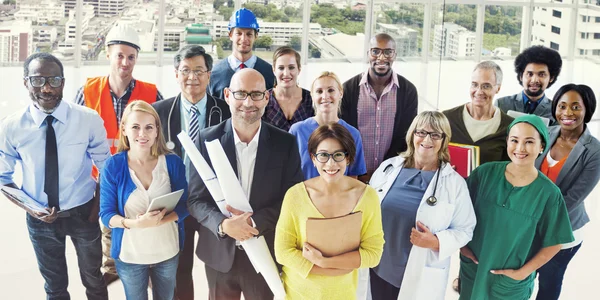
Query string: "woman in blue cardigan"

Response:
xmin=100 ymin=100 xmax=188 ymax=300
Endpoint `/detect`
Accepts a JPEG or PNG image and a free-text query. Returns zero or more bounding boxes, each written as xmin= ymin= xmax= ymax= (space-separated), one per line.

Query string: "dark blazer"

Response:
xmin=153 ymin=93 xmax=231 ymax=157
xmin=495 ymin=93 xmax=556 ymax=125
xmin=341 ymin=72 xmax=418 ymax=161
xmin=535 ymin=126 xmax=600 ymax=231
xmin=187 ymin=119 xmax=303 ymax=273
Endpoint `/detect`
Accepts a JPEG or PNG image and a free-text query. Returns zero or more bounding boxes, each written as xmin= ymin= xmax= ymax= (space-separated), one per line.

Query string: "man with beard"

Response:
xmin=188 ymin=68 xmax=303 ymax=300
xmin=0 ymin=53 xmax=110 ymax=299
xmin=208 ymin=8 xmax=275 ymax=100
xmin=74 ymin=23 xmax=163 ymax=285
xmin=495 ymin=45 xmax=562 ymax=124
xmin=340 ymin=33 xmax=418 ymax=182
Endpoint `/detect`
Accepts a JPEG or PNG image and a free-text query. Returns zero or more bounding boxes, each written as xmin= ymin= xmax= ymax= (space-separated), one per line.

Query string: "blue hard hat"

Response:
xmin=228 ymin=8 xmax=260 ymax=32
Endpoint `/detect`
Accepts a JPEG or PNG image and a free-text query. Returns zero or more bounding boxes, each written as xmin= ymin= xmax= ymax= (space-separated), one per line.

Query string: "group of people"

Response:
xmin=0 ymin=6 xmax=598 ymax=300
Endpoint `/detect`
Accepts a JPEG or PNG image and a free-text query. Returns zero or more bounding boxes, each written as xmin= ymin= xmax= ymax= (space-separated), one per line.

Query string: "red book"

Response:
xmin=449 ymin=144 xmax=472 ymax=178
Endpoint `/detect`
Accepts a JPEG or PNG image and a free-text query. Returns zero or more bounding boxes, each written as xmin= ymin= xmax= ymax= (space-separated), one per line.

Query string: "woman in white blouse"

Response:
xmin=99 ymin=100 xmax=189 ymax=300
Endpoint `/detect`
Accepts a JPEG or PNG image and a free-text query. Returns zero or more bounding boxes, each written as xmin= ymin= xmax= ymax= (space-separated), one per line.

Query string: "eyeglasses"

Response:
xmin=313 ymin=151 xmax=348 ymax=163
xmin=370 ymin=48 xmax=395 ymax=58
xmin=470 ymin=82 xmax=495 ymax=91
xmin=24 ymin=76 xmax=64 ymax=88
xmin=178 ymin=69 xmax=208 ymax=77
xmin=414 ymin=130 xmax=445 ymax=141
xmin=229 ymin=90 xmax=267 ymax=101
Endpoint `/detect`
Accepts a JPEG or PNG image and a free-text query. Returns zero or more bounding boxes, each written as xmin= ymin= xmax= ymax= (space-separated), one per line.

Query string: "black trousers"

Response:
xmin=205 ymin=248 xmax=272 ymax=300
xmin=370 ymin=269 xmax=400 ymax=300
xmin=174 ymin=217 xmax=199 ymax=300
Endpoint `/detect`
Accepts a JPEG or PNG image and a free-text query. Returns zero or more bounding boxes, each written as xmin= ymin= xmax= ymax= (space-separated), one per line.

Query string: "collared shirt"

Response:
xmin=180 ymin=93 xmax=207 ymax=178
xmin=74 ymin=78 xmax=164 ymax=126
xmin=357 ymin=71 xmax=399 ymax=173
xmin=263 ymin=88 xmax=314 ymax=131
xmin=228 ymin=54 xmax=257 ymax=72
xmin=522 ymin=91 xmax=543 ymax=114
xmin=0 ymin=101 xmax=110 ymax=210
xmin=232 ymin=123 xmax=261 ymax=199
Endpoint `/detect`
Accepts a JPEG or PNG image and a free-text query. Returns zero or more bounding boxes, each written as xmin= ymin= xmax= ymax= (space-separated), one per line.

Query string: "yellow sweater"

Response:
xmin=275 ymin=182 xmax=384 ymax=300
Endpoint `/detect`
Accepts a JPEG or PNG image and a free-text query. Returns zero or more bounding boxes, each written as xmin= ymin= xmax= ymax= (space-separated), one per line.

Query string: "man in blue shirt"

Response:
xmin=495 ymin=45 xmax=562 ymax=125
xmin=208 ymin=8 xmax=275 ymax=100
xmin=0 ymin=53 xmax=110 ymax=300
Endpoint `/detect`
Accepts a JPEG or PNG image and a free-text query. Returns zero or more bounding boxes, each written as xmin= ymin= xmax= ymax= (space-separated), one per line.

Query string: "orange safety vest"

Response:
xmin=83 ymin=76 xmax=158 ymax=177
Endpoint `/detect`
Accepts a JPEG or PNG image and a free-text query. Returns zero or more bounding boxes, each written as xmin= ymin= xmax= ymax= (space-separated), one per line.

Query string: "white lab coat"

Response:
xmin=358 ymin=156 xmax=476 ymax=300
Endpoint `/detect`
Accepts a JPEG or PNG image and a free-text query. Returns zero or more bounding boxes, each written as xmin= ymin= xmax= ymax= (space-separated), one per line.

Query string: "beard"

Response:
xmin=371 ymin=63 xmax=391 ymax=77
xmin=31 ymin=92 xmax=63 ymax=113
xmin=525 ymin=86 xmax=544 ymax=98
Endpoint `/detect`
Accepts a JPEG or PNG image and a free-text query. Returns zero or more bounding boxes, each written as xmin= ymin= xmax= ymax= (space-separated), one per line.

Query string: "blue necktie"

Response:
xmin=45 ymin=115 xmax=60 ymax=210
xmin=189 ymin=106 xmax=200 ymax=143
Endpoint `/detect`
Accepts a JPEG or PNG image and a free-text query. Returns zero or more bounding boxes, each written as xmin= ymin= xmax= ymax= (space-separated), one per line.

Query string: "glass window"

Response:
xmin=550 ymin=41 xmax=560 ymax=50
xmin=373 ymin=2 xmax=424 ymax=59
xmin=483 ymin=5 xmax=522 ymax=58
xmin=552 ymin=26 xmax=561 ymax=34
xmin=553 ymin=10 xmax=562 ymax=18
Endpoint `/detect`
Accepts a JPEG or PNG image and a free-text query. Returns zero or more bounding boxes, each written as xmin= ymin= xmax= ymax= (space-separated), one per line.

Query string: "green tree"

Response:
xmin=289 ymin=36 xmax=301 ymax=51
xmin=254 ymin=36 xmax=273 ymax=49
xmin=215 ymin=36 xmax=231 ymax=50
xmin=219 ymin=6 xmax=234 ymax=20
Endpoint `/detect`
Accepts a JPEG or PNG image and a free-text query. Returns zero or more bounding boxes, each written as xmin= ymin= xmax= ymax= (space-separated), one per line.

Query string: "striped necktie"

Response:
xmin=189 ymin=105 xmax=200 ymax=143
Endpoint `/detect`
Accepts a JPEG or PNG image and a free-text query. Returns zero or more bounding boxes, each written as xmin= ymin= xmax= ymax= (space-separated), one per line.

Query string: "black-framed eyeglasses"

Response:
xmin=370 ymin=48 xmax=395 ymax=58
xmin=24 ymin=76 xmax=64 ymax=88
xmin=414 ymin=129 xmax=445 ymax=141
xmin=313 ymin=151 xmax=348 ymax=163
xmin=230 ymin=90 xmax=267 ymax=101
xmin=179 ymin=69 xmax=208 ymax=77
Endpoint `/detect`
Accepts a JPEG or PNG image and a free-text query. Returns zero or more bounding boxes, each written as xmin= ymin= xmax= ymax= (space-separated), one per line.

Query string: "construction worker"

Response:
xmin=208 ymin=8 xmax=275 ymax=100
xmin=74 ymin=23 xmax=164 ymax=286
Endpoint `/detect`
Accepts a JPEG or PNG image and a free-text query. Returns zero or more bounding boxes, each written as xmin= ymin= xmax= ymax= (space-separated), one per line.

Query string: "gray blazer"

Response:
xmin=535 ymin=126 xmax=600 ymax=231
xmin=495 ymin=93 xmax=555 ymax=125
xmin=187 ymin=119 xmax=303 ymax=273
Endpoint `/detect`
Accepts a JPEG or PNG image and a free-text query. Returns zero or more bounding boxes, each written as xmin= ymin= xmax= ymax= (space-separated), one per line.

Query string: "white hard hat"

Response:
xmin=105 ymin=23 xmax=140 ymax=51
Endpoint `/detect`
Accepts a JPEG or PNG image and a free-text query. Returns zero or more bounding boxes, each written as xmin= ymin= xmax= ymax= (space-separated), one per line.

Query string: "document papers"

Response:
xmin=177 ymin=132 xmax=286 ymax=299
xmin=306 ymin=212 xmax=362 ymax=257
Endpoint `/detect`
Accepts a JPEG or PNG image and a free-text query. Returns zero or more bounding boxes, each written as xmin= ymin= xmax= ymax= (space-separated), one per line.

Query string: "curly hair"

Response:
xmin=514 ymin=45 xmax=562 ymax=88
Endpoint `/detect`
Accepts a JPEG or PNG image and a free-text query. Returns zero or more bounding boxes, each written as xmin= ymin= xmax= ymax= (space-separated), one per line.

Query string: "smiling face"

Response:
xmin=507 ymin=123 xmax=544 ymax=167
xmin=122 ymin=111 xmax=158 ymax=151
xmin=413 ymin=126 xmax=444 ymax=163
xmin=312 ymin=138 xmax=348 ymax=182
xmin=229 ymin=28 xmax=256 ymax=56
xmin=555 ymin=90 xmax=586 ymax=131
xmin=311 ymin=76 xmax=343 ymax=115
xmin=107 ymin=44 xmax=138 ymax=80
xmin=225 ymin=69 xmax=268 ymax=126
xmin=24 ymin=59 xmax=64 ymax=113
xmin=176 ymin=55 xmax=211 ymax=101
xmin=369 ymin=38 xmax=396 ymax=77
xmin=521 ymin=63 xmax=551 ymax=99
xmin=470 ymin=68 xmax=500 ymax=109
xmin=274 ymin=53 xmax=300 ymax=88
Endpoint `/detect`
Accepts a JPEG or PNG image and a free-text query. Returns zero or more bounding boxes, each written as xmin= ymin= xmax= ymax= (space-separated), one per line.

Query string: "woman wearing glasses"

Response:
xmin=459 ymin=115 xmax=573 ymax=300
xmin=275 ymin=123 xmax=384 ymax=299
xmin=534 ymin=84 xmax=599 ymax=300
xmin=289 ymin=71 xmax=367 ymax=180
xmin=367 ymin=111 xmax=476 ymax=300
xmin=263 ymin=46 xmax=314 ymax=131
xmin=99 ymin=101 xmax=189 ymax=300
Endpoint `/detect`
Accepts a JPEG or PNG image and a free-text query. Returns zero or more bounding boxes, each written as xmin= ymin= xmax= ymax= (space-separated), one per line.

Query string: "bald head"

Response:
xmin=225 ymin=68 xmax=269 ymax=127
xmin=370 ymin=33 xmax=396 ymax=49
xmin=230 ymin=68 xmax=266 ymax=91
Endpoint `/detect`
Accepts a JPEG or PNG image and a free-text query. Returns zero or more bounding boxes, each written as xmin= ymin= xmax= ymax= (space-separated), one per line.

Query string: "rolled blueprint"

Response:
xmin=204 ymin=139 xmax=286 ymax=300
xmin=177 ymin=132 xmax=229 ymax=216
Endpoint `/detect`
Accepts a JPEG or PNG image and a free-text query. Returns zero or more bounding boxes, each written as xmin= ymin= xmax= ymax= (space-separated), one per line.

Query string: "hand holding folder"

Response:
xmin=306 ymin=211 xmax=362 ymax=257
xmin=448 ymin=143 xmax=480 ymax=178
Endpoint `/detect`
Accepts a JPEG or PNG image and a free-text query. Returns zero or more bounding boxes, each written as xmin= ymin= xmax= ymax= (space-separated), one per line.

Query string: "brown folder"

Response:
xmin=306 ymin=211 xmax=362 ymax=257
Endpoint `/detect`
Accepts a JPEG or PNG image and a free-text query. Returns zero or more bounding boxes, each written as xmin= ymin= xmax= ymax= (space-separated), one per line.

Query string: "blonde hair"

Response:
xmin=310 ymin=71 xmax=344 ymax=113
xmin=401 ymin=111 xmax=452 ymax=168
xmin=117 ymin=100 xmax=171 ymax=156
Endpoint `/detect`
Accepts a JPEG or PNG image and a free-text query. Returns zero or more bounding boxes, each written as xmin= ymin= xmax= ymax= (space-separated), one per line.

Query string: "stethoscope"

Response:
xmin=166 ymin=93 xmax=223 ymax=150
xmin=379 ymin=162 xmax=442 ymax=206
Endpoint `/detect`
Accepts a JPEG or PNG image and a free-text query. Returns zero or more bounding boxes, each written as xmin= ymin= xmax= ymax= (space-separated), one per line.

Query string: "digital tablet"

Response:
xmin=146 ymin=189 xmax=184 ymax=214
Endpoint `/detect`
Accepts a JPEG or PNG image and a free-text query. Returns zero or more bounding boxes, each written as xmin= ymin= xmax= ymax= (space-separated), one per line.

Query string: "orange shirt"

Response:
xmin=540 ymin=154 xmax=568 ymax=183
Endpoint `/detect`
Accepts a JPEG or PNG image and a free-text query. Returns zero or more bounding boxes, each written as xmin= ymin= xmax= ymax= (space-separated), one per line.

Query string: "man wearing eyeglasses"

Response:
xmin=153 ymin=45 xmax=230 ymax=300
xmin=188 ymin=68 xmax=303 ymax=300
xmin=73 ymin=23 xmax=164 ymax=286
xmin=0 ymin=53 xmax=110 ymax=299
xmin=341 ymin=33 xmax=418 ymax=183
xmin=443 ymin=61 xmax=514 ymax=165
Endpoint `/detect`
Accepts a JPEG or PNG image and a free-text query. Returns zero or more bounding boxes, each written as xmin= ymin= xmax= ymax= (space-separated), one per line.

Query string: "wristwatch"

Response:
xmin=217 ymin=221 xmax=226 ymax=238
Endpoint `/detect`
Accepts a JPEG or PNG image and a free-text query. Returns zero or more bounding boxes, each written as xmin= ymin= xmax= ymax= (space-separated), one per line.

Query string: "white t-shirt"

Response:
xmin=462 ymin=105 xmax=501 ymax=142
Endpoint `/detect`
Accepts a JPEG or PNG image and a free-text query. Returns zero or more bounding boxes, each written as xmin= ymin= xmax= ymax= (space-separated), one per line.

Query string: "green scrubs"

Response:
xmin=459 ymin=162 xmax=573 ymax=300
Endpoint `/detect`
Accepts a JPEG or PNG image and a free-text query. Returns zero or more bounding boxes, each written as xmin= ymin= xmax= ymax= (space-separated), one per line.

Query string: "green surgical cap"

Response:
xmin=507 ymin=114 xmax=549 ymax=147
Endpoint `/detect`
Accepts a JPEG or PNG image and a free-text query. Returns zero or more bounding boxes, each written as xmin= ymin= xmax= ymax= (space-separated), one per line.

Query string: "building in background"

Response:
xmin=61 ymin=0 xmax=124 ymax=17
xmin=0 ymin=23 xmax=33 ymax=63
xmin=376 ymin=23 xmax=418 ymax=57
xmin=15 ymin=0 xmax=65 ymax=24
xmin=433 ymin=22 xmax=476 ymax=58
xmin=213 ymin=20 xmax=321 ymax=46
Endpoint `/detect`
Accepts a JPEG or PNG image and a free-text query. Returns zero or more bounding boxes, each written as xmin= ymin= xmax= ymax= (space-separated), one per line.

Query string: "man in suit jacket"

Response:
xmin=153 ymin=45 xmax=230 ymax=300
xmin=188 ymin=68 xmax=303 ymax=300
xmin=494 ymin=45 xmax=562 ymax=125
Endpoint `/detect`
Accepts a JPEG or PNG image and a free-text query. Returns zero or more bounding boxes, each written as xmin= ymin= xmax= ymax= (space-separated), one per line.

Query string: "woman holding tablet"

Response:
xmin=99 ymin=100 xmax=189 ymax=300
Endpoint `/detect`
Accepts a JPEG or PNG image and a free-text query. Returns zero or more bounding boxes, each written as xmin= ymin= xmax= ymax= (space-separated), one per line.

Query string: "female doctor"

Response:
xmin=367 ymin=111 xmax=476 ymax=300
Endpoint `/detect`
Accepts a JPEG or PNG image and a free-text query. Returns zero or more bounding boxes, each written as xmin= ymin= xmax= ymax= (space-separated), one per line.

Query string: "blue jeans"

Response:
xmin=536 ymin=242 xmax=582 ymax=300
xmin=26 ymin=211 xmax=107 ymax=300
xmin=116 ymin=253 xmax=180 ymax=300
